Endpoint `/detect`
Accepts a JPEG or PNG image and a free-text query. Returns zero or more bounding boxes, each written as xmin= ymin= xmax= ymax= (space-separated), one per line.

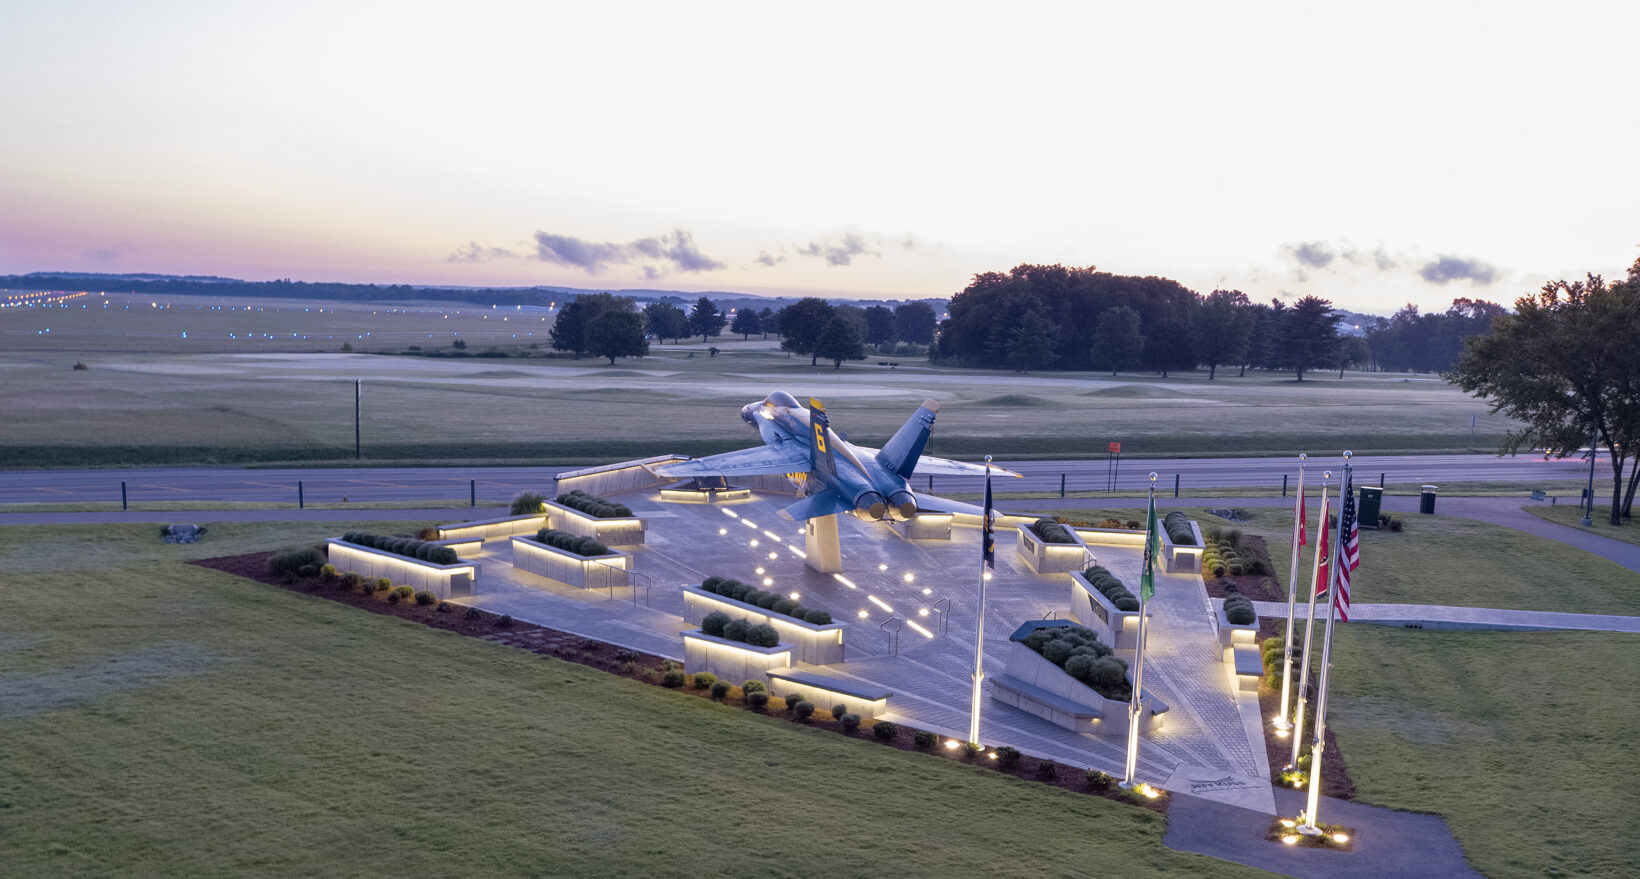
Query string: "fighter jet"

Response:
xmin=649 ymin=391 xmax=1020 ymax=522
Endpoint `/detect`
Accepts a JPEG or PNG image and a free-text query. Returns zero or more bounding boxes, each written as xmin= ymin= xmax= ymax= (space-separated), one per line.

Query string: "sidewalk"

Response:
xmin=1252 ymin=600 xmax=1640 ymax=633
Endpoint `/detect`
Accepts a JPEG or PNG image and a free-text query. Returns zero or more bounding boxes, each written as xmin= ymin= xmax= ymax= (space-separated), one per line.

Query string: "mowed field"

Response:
xmin=1 ymin=292 xmax=1519 ymax=467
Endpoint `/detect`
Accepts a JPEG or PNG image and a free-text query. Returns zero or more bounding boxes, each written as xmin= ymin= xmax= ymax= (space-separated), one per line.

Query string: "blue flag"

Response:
xmin=982 ymin=469 xmax=995 ymax=569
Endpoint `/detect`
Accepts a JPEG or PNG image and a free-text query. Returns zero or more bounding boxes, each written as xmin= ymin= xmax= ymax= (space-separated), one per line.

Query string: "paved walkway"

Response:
xmin=1252 ymin=600 xmax=1640 ymax=633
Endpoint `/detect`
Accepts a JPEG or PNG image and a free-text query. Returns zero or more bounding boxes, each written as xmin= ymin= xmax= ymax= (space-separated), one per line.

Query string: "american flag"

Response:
xmin=1335 ymin=471 xmax=1361 ymax=620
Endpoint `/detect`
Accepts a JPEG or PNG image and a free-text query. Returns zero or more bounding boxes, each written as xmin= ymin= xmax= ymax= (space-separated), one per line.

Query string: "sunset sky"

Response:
xmin=3 ymin=1 xmax=1635 ymax=313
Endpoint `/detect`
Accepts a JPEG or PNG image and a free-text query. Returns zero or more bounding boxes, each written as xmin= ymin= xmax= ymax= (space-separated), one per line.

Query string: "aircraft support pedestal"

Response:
xmin=805 ymin=514 xmax=843 ymax=574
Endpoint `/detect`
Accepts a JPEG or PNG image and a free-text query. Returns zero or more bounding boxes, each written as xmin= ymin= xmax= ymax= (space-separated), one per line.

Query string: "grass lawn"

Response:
xmin=0 ymin=523 xmax=1268 ymax=877
xmin=1326 ymin=626 xmax=1640 ymax=879
xmin=1523 ymin=504 xmax=1640 ymax=547
xmin=1043 ymin=504 xmax=1640 ymax=616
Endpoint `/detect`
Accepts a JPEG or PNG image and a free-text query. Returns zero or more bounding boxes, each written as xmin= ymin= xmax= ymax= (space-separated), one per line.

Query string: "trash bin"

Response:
xmin=1419 ymin=484 xmax=1438 ymax=514
xmin=1359 ymin=486 xmax=1383 ymax=528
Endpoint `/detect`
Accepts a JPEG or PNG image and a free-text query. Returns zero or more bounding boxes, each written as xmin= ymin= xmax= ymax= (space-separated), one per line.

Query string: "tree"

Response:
xmin=1143 ymin=318 xmax=1194 ymax=378
xmin=863 ymin=305 xmax=897 ymax=348
xmin=814 ymin=314 xmax=866 ymax=369
xmin=550 ymin=292 xmax=630 ymax=358
xmin=779 ymin=297 xmax=835 ymax=365
xmin=894 ymin=302 xmax=937 ymax=346
xmin=1004 ymin=309 xmax=1060 ymax=373
xmin=758 ymin=307 xmax=776 ymax=339
xmin=1449 ymin=262 xmax=1640 ymax=525
xmin=730 ymin=308 xmax=762 ymax=340
xmin=643 ymin=302 xmax=688 ymax=343
xmin=1089 ymin=306 xmax=1144 ymax=375
xmin=586 ymin=311 xmax=648 ymax=365
xmin=1281 ymin=296 xmax=1339 ymax=382
xmin=689 ymin=297 xmax=726 ymax=341
xmin=1192 ymin=289 xmax=1254 ymax=379
xmin=1335 ymin=335 xmax=1373 ymax=378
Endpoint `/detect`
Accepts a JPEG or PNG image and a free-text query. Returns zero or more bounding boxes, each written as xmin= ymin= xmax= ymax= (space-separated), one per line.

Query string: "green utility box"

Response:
xmin=1358 ymin=486 xmax=1383 ymax=528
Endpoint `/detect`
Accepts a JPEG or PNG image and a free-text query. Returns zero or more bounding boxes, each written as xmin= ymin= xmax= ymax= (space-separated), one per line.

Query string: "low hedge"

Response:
xmin=1223 ymin=592 xmax=1257 ymax=625
xmin=532 ymin=528 xmax=611 ymax=558
xmin=509 ymin=491 xmax=545 ymax=516
xmin=1081 ymin=565 xmax=1140 ymax=611
xmin=1030 ymin=517 xmax=1077 ymax=544
xmin=1020 ymin=624 xmax=1130 ymax=701
xmin=266 ymin=545 xmax=327 ymax=578
xmin=555 ymin=490 xmax=633 ymax=519
xmin=1163 ymin=511 xmax=1196 ymax=546
xmin=698 ymin=576 xmax=832 ymax=625
xmin=700 ymin=610 xmax=780 ymax=648
xmin=339 ymin=532 xmax=459 ymax=565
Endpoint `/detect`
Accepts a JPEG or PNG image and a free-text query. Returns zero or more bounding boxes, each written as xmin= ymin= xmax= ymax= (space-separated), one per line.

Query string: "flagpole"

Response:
xmin=1289 ymin=472 xmax=1331 ymax=771
xmin=1275 ymin=453 xmax=1307 ymax=732
xmin=1302 ymin=454 xmax=1351 ymax=834
xmin=968 ymin=456 xmax=992 ymax=746
xmin=1121 ymin=472 xmax=1158 ymax=789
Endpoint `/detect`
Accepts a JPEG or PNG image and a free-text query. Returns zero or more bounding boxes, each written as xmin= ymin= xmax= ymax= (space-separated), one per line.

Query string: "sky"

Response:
xmin=2 ymin=1 xmax=1636 ymax=314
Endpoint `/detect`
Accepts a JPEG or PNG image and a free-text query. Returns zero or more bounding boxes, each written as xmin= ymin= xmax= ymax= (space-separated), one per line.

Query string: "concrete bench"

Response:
xmin=991 ymin=673 xmax=1101 ymax=733
xmin=765 ymin=669 xmax=891 ymax=720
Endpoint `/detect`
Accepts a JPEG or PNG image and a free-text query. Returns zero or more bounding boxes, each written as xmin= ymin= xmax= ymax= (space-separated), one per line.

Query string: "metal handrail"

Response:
xmin=932 ymin=597 xmax=951 ymax=634
xmin=585 ymin=558 xmax=651 ymax=606
xmin=879 ymin=617 xmax=903 ymax=656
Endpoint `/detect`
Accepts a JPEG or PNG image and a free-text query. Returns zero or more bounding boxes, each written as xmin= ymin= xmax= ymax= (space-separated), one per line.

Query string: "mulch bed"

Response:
xmin=193 ymin=551 xmax=1168 ymax=814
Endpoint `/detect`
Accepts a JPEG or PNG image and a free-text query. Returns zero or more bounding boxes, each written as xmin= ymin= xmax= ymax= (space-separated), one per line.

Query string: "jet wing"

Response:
xmin=851 ymin=448 xmax=1022 ymax=478
xmin=909 ymin=491 xmax=984 ymax=517
xmin=776 ymin=490 xmax=854 ymax=522
xmin=649 ymin=444 xmax=810 ymax=478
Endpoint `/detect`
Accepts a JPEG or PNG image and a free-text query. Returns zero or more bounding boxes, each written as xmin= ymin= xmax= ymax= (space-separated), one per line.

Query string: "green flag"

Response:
xmin=1141 ymin=494 xmax=1158 ymax=602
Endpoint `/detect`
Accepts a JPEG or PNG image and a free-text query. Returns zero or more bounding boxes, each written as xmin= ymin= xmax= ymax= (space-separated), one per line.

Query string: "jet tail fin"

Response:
xmin=876 ymin=399 xmax=939 ymax=480
xmin=808 ymin=397 xmax=837 ymax=478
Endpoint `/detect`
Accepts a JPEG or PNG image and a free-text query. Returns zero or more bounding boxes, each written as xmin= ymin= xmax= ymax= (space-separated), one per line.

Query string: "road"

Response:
xmin=0 ymin=453 xmax=1595 ymax=506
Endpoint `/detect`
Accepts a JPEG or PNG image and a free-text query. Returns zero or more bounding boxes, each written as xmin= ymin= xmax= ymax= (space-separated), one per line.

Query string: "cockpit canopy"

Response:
xmin=763 ymin=391 xmax=801 ymax=410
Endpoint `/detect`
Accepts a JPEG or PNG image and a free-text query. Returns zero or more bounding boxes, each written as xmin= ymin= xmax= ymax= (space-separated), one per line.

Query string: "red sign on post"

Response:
xmin=1108 ymin=442 xmax=1121 ymax=454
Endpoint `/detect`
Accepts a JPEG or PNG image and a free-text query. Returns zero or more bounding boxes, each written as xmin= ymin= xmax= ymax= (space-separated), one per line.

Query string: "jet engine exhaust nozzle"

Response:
xmin=855 ymin=491 xmax=888 ymax=520
xmin=889 ymin=491 xmax=917 ymax=519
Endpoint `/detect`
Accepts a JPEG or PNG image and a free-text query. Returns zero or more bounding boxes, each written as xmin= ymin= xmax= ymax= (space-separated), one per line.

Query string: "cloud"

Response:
xmin=1286 ymin=241 xmax=1335 ymax=270
xmin=798 ymin=233 xmax=879 ymax=266
xmin=447 ymin=241 xmax=519 ymax=262
xmin=451 ymin=228 xmax=724 ymax=276
xmin=1418 ymin=255 xmax=1499 ymax=285
xmin=83 ymin=244 xmax=130 ymax=265
xmin=754 ymin=249 xmax=787 ymax=267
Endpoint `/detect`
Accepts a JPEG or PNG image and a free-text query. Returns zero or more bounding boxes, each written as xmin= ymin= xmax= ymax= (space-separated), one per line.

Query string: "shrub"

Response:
xmin=1041 ymin=639 xmax=1074 ymax=666
xmin=1024 ymin=624 xmax=1129 ymax=700
xmin=692 ymin=672 xmax=716 ymax=690
xmin=414 ymin=590 xmax=436 ymax=606
xmin=746 ymin=623 xmax=780 ymax=648
xmin=614 ymin=648 xmax=638 ymax=662
xmin=339 ymin=571 xmax=363 ymax=590
xmin=1084 ymin=769 xmax=1113 ymax=791
xmin=804 ymin=608 xmax=832 ymax=625
xmin=319 ymin=564 xmax=338 ymax=583
xmin=497 ymin=614 xmax=513 ymax=628
xmin=394 ymin=584 xmax=412 ymax=598
xmin=297 ymin=564 xmax=319 ymax=578
xmin=1228 ymin=562 xmax=1245 ymax=577
xmin=723 ymin=619 xmax=750 ymax=643
xmin=1086 ymin=656 xmax=1128 ymax=689
xmin=793 ymin=701 xmax=815 ymax=721
xmin=464 ymin=606 xmax=482 ymax=620
xmin=831 ymin=703 xmax=847 ymax=721
xmin=1389 ymin=517 xmax=1403 ymax=532
xmin=839 ymin=713 xmax=861 ymax=733
xmin=994 ymin=745 xmax=1021 ymax=768
xmin=872 ymin=720 xmax=897 ymax=741
xmin=771 ymin=597 xmax=796 ymax=616
xmin=436 ymin=601 xmax=453 ymax=613
xmin=661 ymin=670 xmax=686 ymax=688
xmin=710 ymin=681 xmax=730 ymax=700
xmin=1224 ymin=594 xmax=1257 ymax=625
xmin=742 ymin=680 xmax=766 ymax=695
xmin=554 ymin=490 xmax=632 ymax=519
xmin=266 ymin=546 xmax=326 ymax=578
xmin=1031 ymin=517 xmax=1075 ymax=544
xmin=532 ymin=528 xmax=610 ymax=557
xmin=1212 ymin=564 xmax=1226 ymax=578
xmin=746 ymin=691 xmax=770 ymax=711
xmin=1034 ymin=761 xmax=1058 ymax=781
xmin=960 ymin=742 xmax=983 ymax=761
xmin=387 ymin=590 xmax=403 ymax=604
xmin=701 ymin=611 xmax=731 ymax=638
xmin=753 ymin=592 xmax=780 ymax=610
xmin=914 ymin=730 xmax=937 ymax=751
xmin=510 ymin=491 xmax=545 ymax=516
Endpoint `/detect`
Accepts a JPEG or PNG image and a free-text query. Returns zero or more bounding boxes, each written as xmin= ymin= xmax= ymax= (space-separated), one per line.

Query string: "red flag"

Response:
xmin=1312 ymin=493 xmax=1331 ymax=597
xmin=1297 ymin=488 xmax=1308 ymax=547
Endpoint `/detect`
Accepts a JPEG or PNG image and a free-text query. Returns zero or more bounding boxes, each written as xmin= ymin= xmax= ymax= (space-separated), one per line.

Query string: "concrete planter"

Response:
xmin=992 ymin=642 xmax=1164 ymax=736
xmin=433 ymin=537 xmax=483 ymax=559
xmin=765 ymin=669 xmax=891 ymax=720
xmin=325 ymin=539 xmax=478 ymax=600
xmin=1015 ymin=523 xmax=1091 ymax=574
xmin=1067 ymin=571 xmax=1145 ymax=653
xmin=543 ymin=499 xmax=646 ymax=547
xmin=1073 ymin=526 xmax=1146 ymax=548
xmin=1159 ymin=518 xmax=1205 ymax=573
xmin=1213 ymin=598 xmax=1263 ymax=692
xmin=681 ymin=586 xmax=846 ymax=665
xmin=437 ymin=513 xmax=547 ymax=543
xmin=682 ymin=630 xmax=793 ymax=684
xmin=509 ymin=536 xmax=630 ymax=591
